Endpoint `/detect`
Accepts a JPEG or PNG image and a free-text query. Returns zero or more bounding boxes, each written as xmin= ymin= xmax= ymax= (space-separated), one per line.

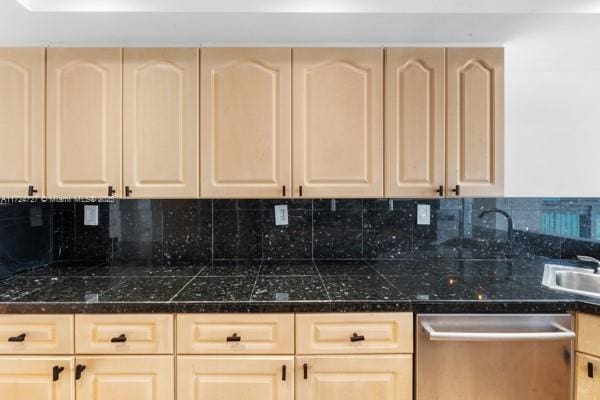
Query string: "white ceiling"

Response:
xmin=2 ymin=0 xmax=600 ymax=45
xmin=13 ymin=0 xmax=600 ymax=13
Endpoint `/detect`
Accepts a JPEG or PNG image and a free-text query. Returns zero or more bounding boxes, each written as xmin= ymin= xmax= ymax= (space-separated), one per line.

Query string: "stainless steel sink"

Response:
xmin=542 ymin=264 xmax=600 ymax=298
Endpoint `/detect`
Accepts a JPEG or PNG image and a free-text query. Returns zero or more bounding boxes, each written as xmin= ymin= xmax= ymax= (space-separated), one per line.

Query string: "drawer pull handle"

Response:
xmin=351 ymin=333 xmax=365 ymax=342
xmin=589 ymin=362 xmax=594 ymax=378
xmin=282 ymin=365 xmax=286 ymax=381
xmin=75 ymin=364 xmax=86 ymax=380
xmin=111 ymin=334 xmax=128 ymax=343
xmin=303 ymin=363 xmax=308 ymax=379
xmin=226 ymin=333 xmax=241 ymax=342
xmin=52 ymin=365 xmax=64 ymax=382
xmin=8 ymin=333 xmax=26 ymax=342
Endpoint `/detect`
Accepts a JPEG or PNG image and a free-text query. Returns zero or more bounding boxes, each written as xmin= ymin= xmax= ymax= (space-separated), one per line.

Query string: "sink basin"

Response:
xmin=542 ymin=264 xmax=600 ymax=298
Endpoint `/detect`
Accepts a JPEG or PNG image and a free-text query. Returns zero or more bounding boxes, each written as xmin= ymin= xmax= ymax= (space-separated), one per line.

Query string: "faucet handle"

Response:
xmin=577 ymin=255 xmax=600 ymax=265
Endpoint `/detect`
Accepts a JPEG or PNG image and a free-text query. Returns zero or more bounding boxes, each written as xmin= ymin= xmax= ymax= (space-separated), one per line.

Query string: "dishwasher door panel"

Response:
xmin=416 ymin=314 xmax=574 ymax=400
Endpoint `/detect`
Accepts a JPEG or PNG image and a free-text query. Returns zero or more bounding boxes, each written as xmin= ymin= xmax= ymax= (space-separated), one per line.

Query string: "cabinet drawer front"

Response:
xmin=296 ymin=313 xmax=413 ymax=354
xmin=0 ymin=315 xmax=73 ymax=354
xmin=577 ymin=353 xmax=600 ymax=400
xmin=177 ymin=314 xmax=294 ymax=354
xmin=578 ymin=313 xmax=600 ymax=357
xmin=75 ymin=314 xmax=173 ymax=354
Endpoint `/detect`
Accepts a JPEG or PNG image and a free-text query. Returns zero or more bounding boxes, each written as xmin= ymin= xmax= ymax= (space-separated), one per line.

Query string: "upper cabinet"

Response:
xmin=446 ymin=48 xmax=504 ymax=197
xmin=0 ymin=48 xmax=45 ymax=198
xmin=385 ymin=48 xmax=445 ymax=198
xmin=201 ymin=48 xmax=291 ymax=198
xmin=123 ymin=48 xmax=199 ymax=198
xmin=293 ymin=48 xmax=384 ymax=198
xmin=47 ymin=48 xmax=122 ymax=198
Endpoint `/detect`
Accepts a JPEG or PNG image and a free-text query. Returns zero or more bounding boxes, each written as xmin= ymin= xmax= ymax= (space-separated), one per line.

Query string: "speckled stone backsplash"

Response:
xmin=2 ymin=198 xmax=600 ymax=278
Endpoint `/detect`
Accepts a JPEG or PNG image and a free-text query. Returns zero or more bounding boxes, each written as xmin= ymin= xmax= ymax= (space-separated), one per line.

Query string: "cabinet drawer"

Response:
xmin=578 ymin=313 xmax=600 ymax=357
xmin=296 ymin=313 xmax=413 ymax=355
xmin=75 ymin=314 xmax=173 ymax=354
xmin=0 ymin=314 xmax=73 ymax=354
xmin=177 ymin=314 xmax=294 ymax=354
xmin=576 ymin=353 xmax=600 ymax=400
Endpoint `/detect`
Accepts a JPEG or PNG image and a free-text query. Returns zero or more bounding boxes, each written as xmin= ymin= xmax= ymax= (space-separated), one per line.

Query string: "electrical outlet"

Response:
xmin=84 ymin=205 xmax=99 ymax=226
xmin=274 ymin=205 xmax=288 ymax=226
xmin=417 ymin=204 xmax=431 ymax=225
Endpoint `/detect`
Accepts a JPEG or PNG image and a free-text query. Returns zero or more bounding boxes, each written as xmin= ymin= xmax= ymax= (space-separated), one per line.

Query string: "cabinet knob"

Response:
xmin=52 ymin=365 xmax=65 ymax=382
xmin=125 ymin=186 xmax=132 ymax=197
xmin=75 ymin=364 xmax=86 ymax=380
xmin=589 ymin=362 xmax=594 ymax=378
xmin=108 ymin=186 xmax=116 ymax=197
xmin=299 ymin=186 xmax=303 ymax=197
xmin=226 ymin=333 xmax=241 ymax=342
xmin=282 ymin=185 xmax=286 ymax=197
xmin=8 ymin=333 xmax=26 ymax=342
xmin=303 ymin=363 xmax=308 ymax=379
xmin=451 ymin=185 xmax=460 ymax=196
xmin=110 ymin=333 xmax=127 ymax=343
xmin=27 ymin=186 xmax=38 ymax=197
xmin=350 ymin=333 xmax=365 ymax=342
xmin=435 ymin=185 xmax=444 ymax=197
xmin=282 ymin=365 xmax=286 ymax=381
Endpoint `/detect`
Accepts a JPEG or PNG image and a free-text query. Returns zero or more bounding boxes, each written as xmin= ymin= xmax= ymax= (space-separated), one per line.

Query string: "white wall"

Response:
xmin=505 ymin=16 xmax=600 ymax=196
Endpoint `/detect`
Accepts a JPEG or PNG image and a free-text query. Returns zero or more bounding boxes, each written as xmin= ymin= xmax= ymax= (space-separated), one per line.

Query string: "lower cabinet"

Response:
xmin=75 ymin=356 xmax=174 ymax=400
xmin=295 ymin=355 xmax=413 ymax=400
xmin=0 ymin=356 xmax=74 ymax=400
xmin=577 ymin=353 xmax=600 ymax=400
xmin=177 ymin=356 xmax=294 ymax=400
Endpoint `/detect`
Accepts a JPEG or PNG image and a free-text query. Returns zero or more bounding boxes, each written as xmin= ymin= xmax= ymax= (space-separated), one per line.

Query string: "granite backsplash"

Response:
xmin=2 ymin=198 xmax=600 ymax=278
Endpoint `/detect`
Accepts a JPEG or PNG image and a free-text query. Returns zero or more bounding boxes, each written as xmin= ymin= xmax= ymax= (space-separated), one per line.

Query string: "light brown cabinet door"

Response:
xmin=201 ymin=48 xmax=291 ymax=198
xmin=124 ymin=48 xmax=199 ymax=198
xmin=385 ymin=48 xmax=445 ymax=198
xmin=293 ymin=48 xmax=384 ymax=198
xmin=47 ymin=48 xmax=122 ymax=198
xmin=178 ymin=356 xmax=293 ymax=400
xmin=577 ymin=353 xmax=600 ymax=400
xmin=296 ymin=355 xmax=412 ymax=400
xmin=0 ymin=356 xmax=74 ymax=400
xmin=75 ymin=356 xmax=174 ymax=400
xmin=446 ymin=48 xmax=504 ymax=197
xmin=0 ymin=48 xmax=45 ymax=198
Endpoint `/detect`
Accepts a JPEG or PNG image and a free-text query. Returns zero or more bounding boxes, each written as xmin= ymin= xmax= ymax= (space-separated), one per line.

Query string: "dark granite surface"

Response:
xmin=2 ymin=258 xmax=600 ymax=314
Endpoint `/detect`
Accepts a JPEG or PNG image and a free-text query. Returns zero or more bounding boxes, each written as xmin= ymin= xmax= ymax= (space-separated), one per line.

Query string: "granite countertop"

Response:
xmin=1 ymin=258 xmax=600 ymax=314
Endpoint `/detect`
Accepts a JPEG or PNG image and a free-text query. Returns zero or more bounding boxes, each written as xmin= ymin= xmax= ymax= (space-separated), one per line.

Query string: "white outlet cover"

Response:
xmin=84 ymin=205 xmax=99 ymax=226
xmin=274 ymin=205 xmax=289 ymax=226
xmin=417 ymin=204 xmax=431 ymax=225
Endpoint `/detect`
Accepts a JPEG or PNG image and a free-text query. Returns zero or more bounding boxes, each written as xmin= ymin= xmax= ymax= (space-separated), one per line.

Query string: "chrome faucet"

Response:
xmin=478 ymin=208 xmax=514 ymax=243
xmin=577 ymin=255 xmax=600 ymax=274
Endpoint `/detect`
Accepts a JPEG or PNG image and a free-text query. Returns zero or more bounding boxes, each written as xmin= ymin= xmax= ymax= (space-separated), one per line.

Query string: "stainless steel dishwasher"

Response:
xmin=416 ymin=314 xmax=575 ymax=400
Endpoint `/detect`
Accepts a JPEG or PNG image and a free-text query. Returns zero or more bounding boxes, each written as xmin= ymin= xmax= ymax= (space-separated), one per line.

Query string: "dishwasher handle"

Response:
xmin=421 ymin=320 xmax=575 ymax=342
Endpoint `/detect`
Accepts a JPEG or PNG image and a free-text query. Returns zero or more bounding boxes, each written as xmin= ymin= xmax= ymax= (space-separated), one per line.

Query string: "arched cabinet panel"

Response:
xmin=446 ymin=48 xmax=504 ymax=197
xmin=385 ymin=48 xmax=445 ymax=198
xmin=201 ymin=48 xmax=291 ymax=198
xmin=47 ymin=48 xmax=122 ymax=197
xmin=124 ymin=48 xmax=199 ymax=198
xmin=0 ymin=48 xmax=45 ymax=198
xmin=293 ymin=48 xmax=384 ymax=198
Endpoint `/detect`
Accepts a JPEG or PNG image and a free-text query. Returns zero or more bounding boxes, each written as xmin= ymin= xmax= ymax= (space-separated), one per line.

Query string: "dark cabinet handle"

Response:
xmin=52 ymin=365 xmax=65 ymax=382
xmin=299 ymin=186 xmax=303 ymax=197
xmin=350 ymin=333 xmax=365 ymax=342
xmin=282 ymin=365 xmax=286 ymax=381
xmin=125 ymin=186 xmax=132 ymax=197
xmin=108 ymin=186 xmax=116 ymax=197
xmin=75 ymin=364 xmax=86 ymax=380
xmin=282 ymin=185 xmax=286 ymax=197
xmin=28 ymin=186 xmax=38 ymax=197
xmin=8 ymin=333 xmax=26 ymax=342
xmin=226 ymin=333 xmax=241 ymax=342
xmin=110 ymin=334 xmax=127 ymax=343
xmin=589 ymin=362 xmax=594 ymax=378
xmin=435 ymin=185 xmax=444 ymax=197
xmin=303 ymin=363 xmax=308 ymax=379
xmin=451 ymin=185 xmax=460 ymax=196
